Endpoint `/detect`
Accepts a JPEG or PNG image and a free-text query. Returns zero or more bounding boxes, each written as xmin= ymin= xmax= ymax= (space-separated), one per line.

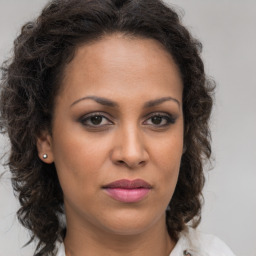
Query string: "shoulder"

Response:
xmin=196 ymin=232 xmax=236 ymax=256
xmin=170 ymin=228 xmax=236 ymax=256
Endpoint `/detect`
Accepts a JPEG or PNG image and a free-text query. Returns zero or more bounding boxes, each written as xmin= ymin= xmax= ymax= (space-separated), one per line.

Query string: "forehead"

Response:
xmin=70 ymin=33 xmax=179 ymax=74
xmin=58 ymin=33 xmax=183 ymax=103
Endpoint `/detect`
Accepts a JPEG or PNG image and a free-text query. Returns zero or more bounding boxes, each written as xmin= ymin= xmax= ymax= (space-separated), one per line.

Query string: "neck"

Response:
xmin=64 ymin=214 xmax=175 ymax=256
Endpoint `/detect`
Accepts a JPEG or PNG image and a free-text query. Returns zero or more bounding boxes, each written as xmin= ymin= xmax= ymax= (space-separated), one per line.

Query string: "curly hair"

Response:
xmin=0 ymin=0 xmax=214 ymax=255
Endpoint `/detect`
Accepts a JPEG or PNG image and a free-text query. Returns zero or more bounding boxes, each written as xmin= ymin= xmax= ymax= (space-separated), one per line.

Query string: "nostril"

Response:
xmin=138 ymin=160 xmax=146 ymax=166
xmin=117 ymin=160 xmax=125 ymax=165
xmin=115 ymin=160 xmax=146 ymax=168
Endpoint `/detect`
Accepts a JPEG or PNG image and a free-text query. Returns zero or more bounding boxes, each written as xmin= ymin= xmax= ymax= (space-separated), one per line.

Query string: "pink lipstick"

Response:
xmin=102 ymin=179 xmax=152 ymax=203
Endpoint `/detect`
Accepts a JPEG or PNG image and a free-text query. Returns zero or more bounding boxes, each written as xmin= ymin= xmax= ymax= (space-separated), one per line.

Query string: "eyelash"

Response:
xmin=79 ymin=112 xmax=113 ymax=127
xmin=79 ymin=112 xmax=176 ymax=129
xmin=143 ymin=112 xmax=176 ymax=127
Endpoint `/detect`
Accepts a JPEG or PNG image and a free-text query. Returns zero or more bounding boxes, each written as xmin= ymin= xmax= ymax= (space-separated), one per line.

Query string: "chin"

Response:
xmin=98 ymin=209 xmax=165 ymax=236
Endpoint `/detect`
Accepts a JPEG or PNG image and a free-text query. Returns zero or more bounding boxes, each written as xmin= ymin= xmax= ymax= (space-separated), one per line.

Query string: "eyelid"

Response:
xmin=142 ymin=112 xmax=176 ymax=126
xmin=144 ymin=111 xmax=176 ymax=120
xmin=79 ymin=111 xmax=113 ymax=119
xmin=79 ymin=112 xmax=114 ymax=126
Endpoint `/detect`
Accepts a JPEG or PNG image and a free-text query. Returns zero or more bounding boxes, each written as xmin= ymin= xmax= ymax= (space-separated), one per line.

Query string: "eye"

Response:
xmin=79 ymin=113 xmax=113 ymax=127
xmin=143 ymin=113 xmax=176 ymax=127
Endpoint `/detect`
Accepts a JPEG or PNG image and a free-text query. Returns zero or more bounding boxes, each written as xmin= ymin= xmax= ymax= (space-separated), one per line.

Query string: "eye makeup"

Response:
xmin=78 ymin=110 xmax=177 ymax=132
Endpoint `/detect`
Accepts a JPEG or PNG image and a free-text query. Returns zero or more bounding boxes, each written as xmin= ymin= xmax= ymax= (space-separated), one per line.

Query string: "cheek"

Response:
xmin=152 ymin=128 xmax=183 ymax=167
xmin=151 ymin=130 xmax=183 ymax=198
xmin=51 ymin=127 xmax=110 ymax=193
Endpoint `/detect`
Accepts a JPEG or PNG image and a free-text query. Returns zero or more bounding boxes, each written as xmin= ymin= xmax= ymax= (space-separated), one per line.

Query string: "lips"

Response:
xmin=102 ymin=179 xmax=152 ymax=203
xmin=103 ymin=179 xmax=152 ymax=189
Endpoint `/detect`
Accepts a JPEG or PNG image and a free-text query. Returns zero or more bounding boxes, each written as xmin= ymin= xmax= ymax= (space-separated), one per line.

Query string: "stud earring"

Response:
xmin=43 ymin=154 xmax=48 ymax=159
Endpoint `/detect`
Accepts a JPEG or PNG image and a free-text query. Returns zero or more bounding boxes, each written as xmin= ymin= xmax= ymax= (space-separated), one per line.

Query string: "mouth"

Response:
xmin=102 ymin=179 xmax=152 ymax=203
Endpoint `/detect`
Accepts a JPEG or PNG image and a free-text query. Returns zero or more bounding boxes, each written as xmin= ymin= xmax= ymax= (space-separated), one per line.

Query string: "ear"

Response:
xmin=36 ymin=131 xmax=54 ymax=164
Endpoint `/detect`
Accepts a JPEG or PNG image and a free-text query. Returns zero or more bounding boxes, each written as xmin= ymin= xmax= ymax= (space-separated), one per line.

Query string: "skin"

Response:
xmin=37 ymin=33 xmax=184 ymax=256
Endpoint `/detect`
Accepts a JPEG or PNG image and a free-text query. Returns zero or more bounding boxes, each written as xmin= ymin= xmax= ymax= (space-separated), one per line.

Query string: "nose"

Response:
xmin=110 ymin=125 xmax=149 ymax=169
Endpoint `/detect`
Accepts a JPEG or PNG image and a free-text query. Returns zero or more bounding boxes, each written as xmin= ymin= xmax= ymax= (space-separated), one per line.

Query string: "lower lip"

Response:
xmin=104 ymin=188 xmax=151 ymax=203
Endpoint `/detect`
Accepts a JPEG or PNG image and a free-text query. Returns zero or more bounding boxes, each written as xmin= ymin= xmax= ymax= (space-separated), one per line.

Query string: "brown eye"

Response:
xmin=90 ymin=116 xmax=103 ymax=125
xmin=151 ymin=116 xmax=163 ymax=125
xmin=80 ymin=113 xmax=113 ymax=127
xmin=143 ymin=113 xmax=176 ymax=127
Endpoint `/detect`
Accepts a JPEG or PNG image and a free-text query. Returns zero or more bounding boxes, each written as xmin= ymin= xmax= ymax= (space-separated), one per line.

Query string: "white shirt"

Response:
xmin=169 ymin=228 xmax=236 ymax=256
xmin=56 ymin=228 xmax=236 ymax=256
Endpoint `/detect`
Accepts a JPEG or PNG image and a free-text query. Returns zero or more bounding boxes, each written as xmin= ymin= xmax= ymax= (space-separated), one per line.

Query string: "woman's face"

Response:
xmin=38 ymin=34 xmax=184 ymax=236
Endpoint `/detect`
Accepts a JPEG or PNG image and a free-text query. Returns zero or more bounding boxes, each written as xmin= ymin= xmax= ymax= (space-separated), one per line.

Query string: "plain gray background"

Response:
xmin=0 ymin=1 xmax=255 ymax=255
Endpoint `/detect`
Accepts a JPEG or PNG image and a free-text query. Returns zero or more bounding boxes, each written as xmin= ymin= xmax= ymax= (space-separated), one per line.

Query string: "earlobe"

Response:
xmin=36 ymin=131 xmax=54 ymax=164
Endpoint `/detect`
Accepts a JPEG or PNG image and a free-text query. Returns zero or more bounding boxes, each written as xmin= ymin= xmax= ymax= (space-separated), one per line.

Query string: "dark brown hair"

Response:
xmin=0 ymin=0 xmax=214 ymax=255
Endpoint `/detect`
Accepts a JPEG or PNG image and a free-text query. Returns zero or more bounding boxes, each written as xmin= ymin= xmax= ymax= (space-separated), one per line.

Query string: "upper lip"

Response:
xmin=102 ymin=179 xmax=152 ymax=189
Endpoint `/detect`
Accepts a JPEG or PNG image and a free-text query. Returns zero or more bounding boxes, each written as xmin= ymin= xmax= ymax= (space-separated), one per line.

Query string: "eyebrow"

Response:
xmin=70 ymin=96 xmax=180 ymax=108
xmin=70 ymin=96 xmax=118 ymax=108
xmin=143 ymin=96 xmax=180 ymax=108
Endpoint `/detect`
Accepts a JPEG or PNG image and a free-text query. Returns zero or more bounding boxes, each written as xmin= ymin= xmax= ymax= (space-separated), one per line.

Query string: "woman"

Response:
xmin=0 ymin=0 xmax=236 ymax=255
